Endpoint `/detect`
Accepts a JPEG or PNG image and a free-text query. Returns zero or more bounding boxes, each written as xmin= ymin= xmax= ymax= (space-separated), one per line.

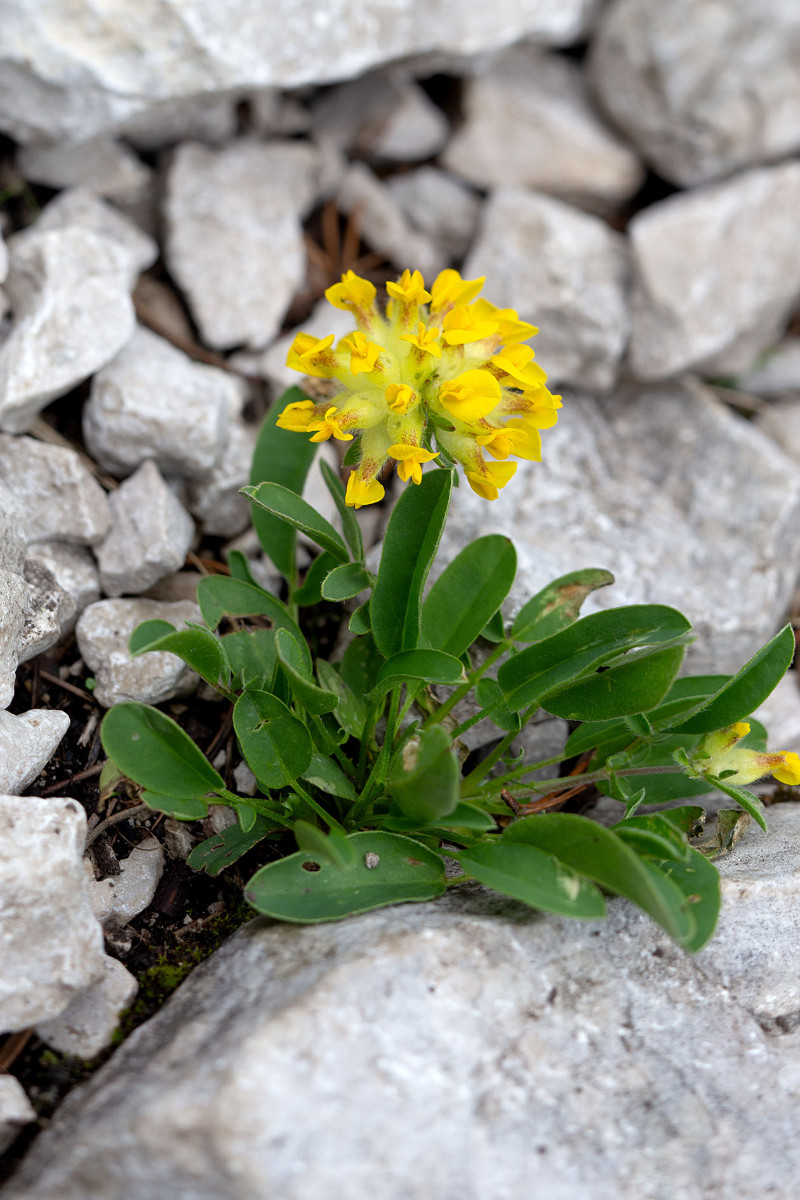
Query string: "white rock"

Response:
xmin=0 ymin=794 xmax=108 ymax=1033
xmin=336 ymin=163 xmax=444 ymax=280
xmin=236 ymin=298 xmax=355 ymax=394
xmin=628 ymin=163 xmax=800 ymax=382
xmin=76 ymin=598 xmax=202 ymax=708
xmin=0 ymin=227 xmax=137 ymax=433
xmin=8 ymin=804 xmax=800 ymax=1200
xmin=464 ymin=187 xmax=630 ymax=391
xmin=164 ymin=139 xmax=322 ymax=351
xmin=35 ymin=955 xmax=138 ymax=1060
xmin=0 ymin=1076 xmax=36 ymax=1155
xmin=386 ymin=168 xmax=481 ymax=262
xmin=0 ymin=229 xmax=8 ymax=284
xmin=84 ymin=325 xmax=236 ymax=479
xmin=17 ymin=137 xmax=152 ymax=205
xmin=445 ymin=45 xmax=643 ymax=208
xmin=756 ymin=400 xmax=800 ymax=465
xmin=12 ymin=188 xmax=157 ymax=291
xmin=438 ymin=378 xmax=800 ymax=675
xmin=120 ymin=93 xmax=239 ymax=152
xmin=736 ymin=337 xmax=800 ymax=400
xmin=0 ymin=0 xmax=602 ymax=145
xmin=0 ymin=479 xmax=28 ymax=708
xmin=0 ymin=435 xmax=110 ymax=545
xmin=88 ymin=837 xmax=165 ymax=928
xmin=0 ymin=709 xmax=70 ymax=794
xmin=17 ymin=560 xmax=75 ymax=663
xmin=185 ymin=418 xmax=258 ymax=538
xmin=590 ymin=0 xmax=800 ymax=187
xmin=313 ymin=70 xmax=448 ymax=161
xmin=95 ymin=461 xmax=195 ymax=597
xmin=24 ymin=542 xmax=101 ymax=631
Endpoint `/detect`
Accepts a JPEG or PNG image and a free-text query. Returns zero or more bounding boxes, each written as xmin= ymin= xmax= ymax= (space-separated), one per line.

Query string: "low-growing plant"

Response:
xmin=101 ymin=269 xmax=800 ymax=951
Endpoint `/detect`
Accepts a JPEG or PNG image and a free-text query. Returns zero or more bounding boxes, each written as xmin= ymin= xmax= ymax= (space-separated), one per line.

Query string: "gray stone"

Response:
xmin=0 ymin=1077 xmax=36 ymax=1155
xmin=75 ymin=598 xmax=202 ymax=708
xmin=0 ymin=794 xmax=108 ymax=1034
xmin=88 ymin=837 xmax=165 ymax=928
xmin=628 ymin=163 xmax=800 ymax=382
xmin=0 ymin=708 xmax=70 ymax=794
xmin=17 ymin=560 xmax=75 ymax=663
xmin=438 ymin=378 xmax=800 ymax=675
xmin=0 ymin=435 xmax=110 ymax=545
xmin=35 ymin=955 xmax=138 ymax=1060
xmin=386 ymin=168 xmax=481 ymax=262
xmin=0 ymin=479 xmax=28 ymax=709
xmin=185 ymin=418 xmax=258 ymax=538
xmin=236 ymin=298 xmax=355 ymax=394
xmin=590 ymin=0 xmax=800 ymax=187
xmin=313 ymin=70 xmax=448 ymax=161
xmin=0 ymin=227 xmax=137 ymax=433
xmin=25 ymin=542 xmax=101 ymax=631
xmin=120 ymin=94 xmax=239 ymax=152
xmin=336 ymin=163 xmax=444 ymax=280
xmin=0 ymin=228 xmax=8 ymax=284
xmin=95 ymin=461 xmax=195 ymax=597
xmin=8 ymin=803 xmax=800 ymax=1200
xmin=756 ymin=400 xmax=800 ymax=465
xmin=737 ymin=337 xmax=800 ymax=401
xmin=17 ymin=137 xmax=152 ymax=205
xmin=464 ymin=187 xmax=630 ymax=391
xmin=84 ymin=325 xmax=236 ymax=479
xmin=0 ymin=1 xmax=602 ymax=146
xmin=164 ymin=139 xmax=322 ymax=351
xmin=445 ymin=45 xmax=643 ymax=209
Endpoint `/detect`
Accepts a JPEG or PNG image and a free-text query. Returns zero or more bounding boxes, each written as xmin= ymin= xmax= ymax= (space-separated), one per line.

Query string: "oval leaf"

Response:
xmin=129 ymin=620 xmax=230 ymax=691
xmin=542 ymin=643 xmax=686 ymax=721
xmin=243 ymin=481 xmax=349 ymax=564
xmin=368 ymin=648 xmax=465 ymax=700
xmin=386 ymin=725 xmax=460 ymax=822
xmin=422 ymin=535 xmax=517 ymax=659
xmin=197 ymin=576 xmax=311 ymax=671
xmin=233 ymin=690 xmax=313 ymax=789
xmin=321 ymin=562 xmax=372 ymax=602
xmin=512 ymin=568 xmax=615 ymax=643
xmin=101 ymin=703 xmax=224 ymax=800
xmin=244 ymin=831 xmax=446 ymax=922
xmin=301 ymin=753 xmax=357 ymax=801
xmin=456 ymin=841 xmax=606 ymax=919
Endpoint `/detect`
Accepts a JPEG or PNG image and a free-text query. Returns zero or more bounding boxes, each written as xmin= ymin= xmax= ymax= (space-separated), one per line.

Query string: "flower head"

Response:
xmin=690 ymin=722 xmax=800 ymax=787
xmin=283 ymin=268 xmax=559 ymax=505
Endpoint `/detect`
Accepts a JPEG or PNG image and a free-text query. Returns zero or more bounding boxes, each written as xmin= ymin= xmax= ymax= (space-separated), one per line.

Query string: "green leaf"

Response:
xmin=293 ymin=551 xmax=340 ymax=606
xmin=512 ymin=568 xmax=615 ymax=643
xmin=502 ymin=814 xmax=696 ymax=946
xmin=129 ymin=620 xmax=231 ymax=691
xmin=316 ymin=660 xmax=368 ymax=739
xmin=340 ymin=633 xmax=384 ymax=696
xmin=250 ymin=388 xmax=318 ymax=579
xmin=368 ymin=648 xmax=465 ymax=700
xmin=101 ymin=703 xmax=224 ymax=801
xmin=341 ymin=436 xmax=361 ymax=468
xmin=421 ymin=535 xmax=516 ymax=659
xmin=244 ymin=831 xmax=447 ymax=922
xmin=233 ymin=689 xmax=313 ymax=789
xmin=301 ymin=753 xmax=357 ymax=801
xmin=243 ymin=481 xmax=349 ymax=564
xmin=196 ymin=576 xmax=310 ymax=671
xmin=386 ymin=725 xmax=460 ymax=822
xmin=481 ymin=609 xmax=506 ymax=643
xmin=613 ymin=813 xmax=693 ymax=863
xmin=497 ymin=605 xmax=692 ymax=714
xmin=654 ymin=851 xmax=720 ymax=952
xmin=474 ymin=677 xmax=521 ymax=733
xmin=370 ymin=468 xmax=453 ymax=657
xmin=664 ymin=625 xmax=795 ymax=734
xmin=321 ymin=562 xmax=372 ymax=602
xmin=187 ymin=817 xmax=273 ymax=875
xmin=275 ymin=628 xmax=338 ymax=715
xmin=381 ymin=801 xmax=496 ymax=834
xmin=348 ymin=602 xmax=371 ymax=634
xmin=706 ymin=777 xmax=768 ymax=831
xmin=319 ymin=457 xmax=364 ymax=562
xmin=455 ymin=841 xmax=607 ymax=919
xmin=222 ymin=629 xmax=277 ymax=691
xmin=141 ymin=791 xmax=209 ymax=821
xmin=542 ymin=643 xmax=686 ymax=721
xmin=225 ymin=550 xmax=262 ymax=588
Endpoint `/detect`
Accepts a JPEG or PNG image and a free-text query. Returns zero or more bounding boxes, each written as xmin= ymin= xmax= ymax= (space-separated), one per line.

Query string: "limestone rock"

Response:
xmin=87 ymin=837 xmax=165 ymax=928
xmin=0 ymin=794 xmax=108 ymax=1033
xmin=164 ymin=139 xmax=322 ymax=351
xmin=120 ymin=94 xmax=239 ymax=152
xmin=445 ymin=45 xmax=643 ymax=209
xmin=0 ymin=1077 xmax=36 ymax=1156
xmin=35 ymin=955 xmax=138 ymax=1060
xmin=17 ymin=137 xmax=152 ymax=206
xmin=464 ymin=187 xmax=630 ymax=390
xmin=756 ymin=401 xmax=800 ymax=465
xmin=8 ymin=804 xmax=800 ymax=1200
xmin=737 ymin=337 xmax=800 ymax=401
xmin=386 ymin=168 xmax=481 ymax=262
xmin=313 ymin=70 xmax=448 ymax=161
xmin=0 ymin=229 xmax=7 ymax=285
xmin=0 ymin=226 xmax=137 ymax=433
xmin=17 ymin=560 xmax=75 ymax=663
xmin=336 ymin=163 xmax=444 ymax=280
xmin=0 ymin=708 xmax=70 ymax=794
xmin=590 ymin=0 xmax=800 ymax=187
xmin=0 ymin=435 xmax=110 ymax=545
xmin=437 ymin=378 xmax=800 ymax=675
xmin=628 ymin=163 xmax=800 ymax=381
xmin=75 ymin=598 xmax=202 ymax=708
xmin=95 ymin=461 xmax=195 ymax=597
xmin=0 ymin=479 xmax=28 ymax=709
xmin=84 ymin=325 xmax=236 ymax=479
xmin=24 ymin=542 xmax=101 ymax=631
xmin=0 ymin=1 xmax=602 ymax=145
xmin=185 ymin=418 xmax=258 ymax=538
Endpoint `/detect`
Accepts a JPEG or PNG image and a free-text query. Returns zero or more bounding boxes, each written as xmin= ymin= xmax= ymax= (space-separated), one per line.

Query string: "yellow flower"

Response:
xmin=340 ymin=331 xmax=382 ymax=376
xmin=280 ymin=267 xmax=557 ymax=505
xmin=438 ymin=369 xmax=502 ymax=422
xmin=387 ymin=444 xmax=439 ymax=485
xmin=692 ymin=722 xmax=800 ymax=787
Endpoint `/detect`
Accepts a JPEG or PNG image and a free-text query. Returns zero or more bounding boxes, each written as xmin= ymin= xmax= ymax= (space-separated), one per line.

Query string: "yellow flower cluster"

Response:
xmin=693 ymin=722 xmax=800 ymax=787
xmin=278 ymin=268 xmax=561 ymax=507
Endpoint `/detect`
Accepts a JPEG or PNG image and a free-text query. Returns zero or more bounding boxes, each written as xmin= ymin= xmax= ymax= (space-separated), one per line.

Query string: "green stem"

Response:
xmin=348 ymin=687 xmax=401 ymax=828
xmin=422 ymin=640 xmax=511 ymax=730
xmin=292 ymin=781 xmax=347 ymax=834
xmin=481 ymin=752 xmax=575 ymax=793
xmin=218 ymin=788 xmax=294 ymax=830
xmin=501 ymin=763 xmax=691 ymax=798
xmin=357 ymin=701 xmax=381 ymax=784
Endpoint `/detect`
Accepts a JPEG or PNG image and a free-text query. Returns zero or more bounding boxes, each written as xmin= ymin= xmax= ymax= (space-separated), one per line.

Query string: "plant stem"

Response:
xmin=501 ymin=763 xmax=690 ymax=798
xmin=348 ymin=687 xmax=401 ymax=828
xmin=422 ymin=640 xmax=510 ymax=730
xmin=482 ymin=752 xmax=575 ymax=792
xmin=292 ymin=781 xmax=347 ymax=834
